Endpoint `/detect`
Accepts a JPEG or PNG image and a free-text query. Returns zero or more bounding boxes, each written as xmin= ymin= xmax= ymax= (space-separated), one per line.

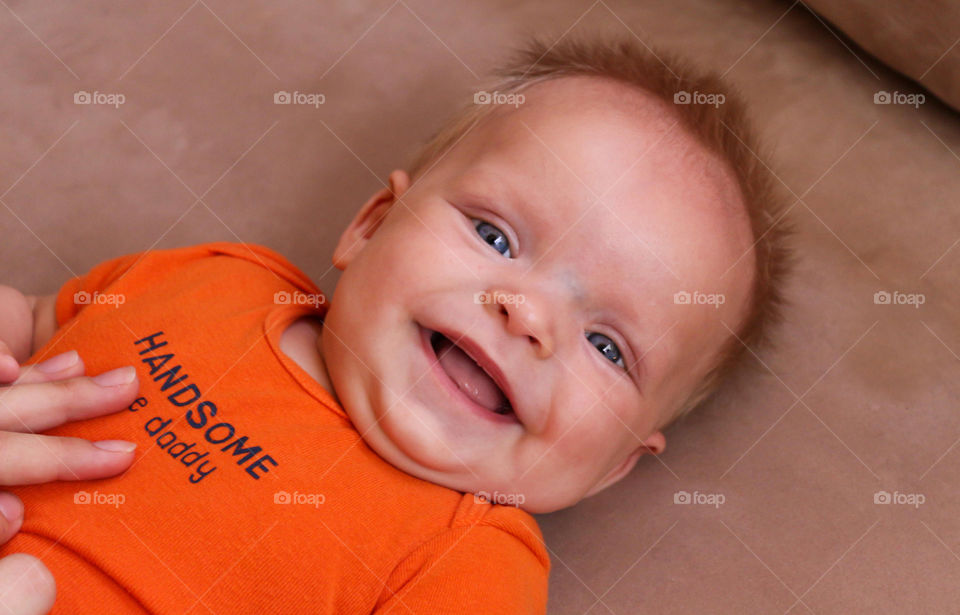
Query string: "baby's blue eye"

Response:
xmin=472 ymin=218 xmax=512 ymax=258
xmin=587 ymin=332 xmax=626 ymax=369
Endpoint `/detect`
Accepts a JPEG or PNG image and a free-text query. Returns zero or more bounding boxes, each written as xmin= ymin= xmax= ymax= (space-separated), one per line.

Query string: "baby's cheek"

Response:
xmin=382 ymin=219 xmax=455 ymax=279
xmin=581 ymin=396 xmax=641 ymax=448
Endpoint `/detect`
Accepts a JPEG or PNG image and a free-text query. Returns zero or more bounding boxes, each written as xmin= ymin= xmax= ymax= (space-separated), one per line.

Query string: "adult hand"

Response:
xmin=0 ymin=341 xmax=140 ymax=615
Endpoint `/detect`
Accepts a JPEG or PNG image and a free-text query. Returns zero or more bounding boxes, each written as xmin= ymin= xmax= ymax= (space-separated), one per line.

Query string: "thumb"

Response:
xmin=0 ymin=494 xmax=23 ymax=545
xmin=0 ymin=553 xmax=56 ymax=615
xmin=0 ymin=340 xmax=20 ymax=384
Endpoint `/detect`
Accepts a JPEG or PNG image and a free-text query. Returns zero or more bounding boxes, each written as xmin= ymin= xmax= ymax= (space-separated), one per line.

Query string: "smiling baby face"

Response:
xmin=320 ymin=75 xmax=756 ymax=513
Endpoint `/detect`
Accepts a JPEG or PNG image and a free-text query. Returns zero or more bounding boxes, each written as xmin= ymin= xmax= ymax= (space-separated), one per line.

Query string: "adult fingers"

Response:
xmin=0 ymin=493 xmax=23 ymax=545
xmin=0 ymin=553 xmax=56 ymax=615
xmin=0 ymin=341 xmax=20 ymax=385
xmin=0 ymin=368 xmax=139 ymax=434
xmin=0 ymin=432 xmax=136 ymax=485
xmin=11 ymin=350 xmax=86 ymax=386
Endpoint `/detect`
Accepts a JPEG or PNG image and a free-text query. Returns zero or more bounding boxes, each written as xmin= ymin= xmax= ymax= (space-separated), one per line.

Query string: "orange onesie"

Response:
xmin=2 ymin=242 xmax=549 ymax=614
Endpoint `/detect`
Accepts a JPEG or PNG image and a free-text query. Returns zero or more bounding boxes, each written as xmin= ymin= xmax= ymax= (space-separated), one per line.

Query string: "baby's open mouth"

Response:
xmin=429 ymin=330 xmax=514 ymax=416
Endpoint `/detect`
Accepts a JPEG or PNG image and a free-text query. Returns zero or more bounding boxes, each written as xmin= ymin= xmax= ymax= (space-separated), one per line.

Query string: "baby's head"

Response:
xmin=320 ymin=37 xmax=793 ymax=513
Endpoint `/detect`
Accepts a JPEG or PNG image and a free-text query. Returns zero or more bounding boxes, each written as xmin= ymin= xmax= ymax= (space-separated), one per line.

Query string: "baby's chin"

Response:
xmin=346 ymin=392 xmax=557 ymax=510
xmin=351 ymin=397 xmax=583 ymax=513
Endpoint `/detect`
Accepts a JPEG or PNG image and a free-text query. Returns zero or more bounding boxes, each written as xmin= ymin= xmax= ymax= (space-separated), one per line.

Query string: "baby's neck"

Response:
xmin=279 ymin=316 xmax=340 ymax=405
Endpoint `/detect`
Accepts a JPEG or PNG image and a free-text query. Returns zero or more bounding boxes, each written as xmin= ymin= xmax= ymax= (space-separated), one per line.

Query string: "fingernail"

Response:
xmin=35 ymin=350 xmax=80 ymax=374
xmin=0 ymin=355 xmax=17 ymax=373
xmin=92 ymin=366 xmax=136 ymax=387
xmin=93 ymin=440 xmax=137 ymax=453
xmin=0 ymin=496 xmax=22 ymax=523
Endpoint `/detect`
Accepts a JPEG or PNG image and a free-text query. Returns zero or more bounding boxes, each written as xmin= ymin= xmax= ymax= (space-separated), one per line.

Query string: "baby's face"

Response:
xmin=322 ymin=76 xmax=755 ymax=513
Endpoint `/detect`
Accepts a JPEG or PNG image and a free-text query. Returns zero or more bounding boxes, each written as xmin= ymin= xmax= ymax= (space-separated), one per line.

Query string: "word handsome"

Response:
xmin=131 ymin=331 xmax=278 ymax=484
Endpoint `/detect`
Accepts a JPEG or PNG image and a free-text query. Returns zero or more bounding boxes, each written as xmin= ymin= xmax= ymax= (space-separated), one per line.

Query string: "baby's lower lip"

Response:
xmin=417 ymin=324 xmax=520 ymax=426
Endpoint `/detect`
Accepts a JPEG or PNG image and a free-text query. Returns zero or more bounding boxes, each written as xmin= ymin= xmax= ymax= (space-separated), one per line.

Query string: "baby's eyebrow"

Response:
xmin=457 ymin=166 xmax=536 ymax=210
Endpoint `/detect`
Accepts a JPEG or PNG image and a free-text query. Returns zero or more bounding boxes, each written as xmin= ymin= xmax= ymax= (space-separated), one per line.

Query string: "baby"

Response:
xmin=0 ymin=35 xmax=791 ymax=613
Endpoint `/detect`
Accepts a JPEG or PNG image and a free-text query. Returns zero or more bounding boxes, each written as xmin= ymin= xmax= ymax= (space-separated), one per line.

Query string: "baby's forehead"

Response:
xmin=465 ymin=76 xmax=732 ymax=204
xmin=449 ymin=78 xmax=746 ymax=249
xmin=485 ymin=75 xmax=690 ymax=153
xmin=494 ymin=74 xmax=675 ymax=125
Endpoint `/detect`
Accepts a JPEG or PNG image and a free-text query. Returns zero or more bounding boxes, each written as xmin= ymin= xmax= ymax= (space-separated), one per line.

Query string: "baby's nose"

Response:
xmin=486 ymin=290 xmax=554 ymax=358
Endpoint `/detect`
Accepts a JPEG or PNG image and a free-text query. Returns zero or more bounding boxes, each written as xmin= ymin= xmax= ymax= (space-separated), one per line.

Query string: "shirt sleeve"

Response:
xmin=52 ymin=242 xmax=320 ymax=328
xmin=54 ymin=250 xmax=148 ymax=326
xmin=373 ymin=523 xmax=549 ymax=615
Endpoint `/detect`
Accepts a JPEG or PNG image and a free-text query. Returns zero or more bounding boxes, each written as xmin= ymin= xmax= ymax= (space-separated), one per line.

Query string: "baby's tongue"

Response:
xmin=434 ymin=335 xmax=509 ymax=412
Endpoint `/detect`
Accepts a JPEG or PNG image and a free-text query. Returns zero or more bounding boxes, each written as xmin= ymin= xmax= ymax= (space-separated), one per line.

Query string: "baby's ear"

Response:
xmin=332 ymin=170 xmax=411 ymax=270
xmin=642 ymin=430 xmax=666 ymax=456
xmin=584 ymin=431 xmax=666 ymax=498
